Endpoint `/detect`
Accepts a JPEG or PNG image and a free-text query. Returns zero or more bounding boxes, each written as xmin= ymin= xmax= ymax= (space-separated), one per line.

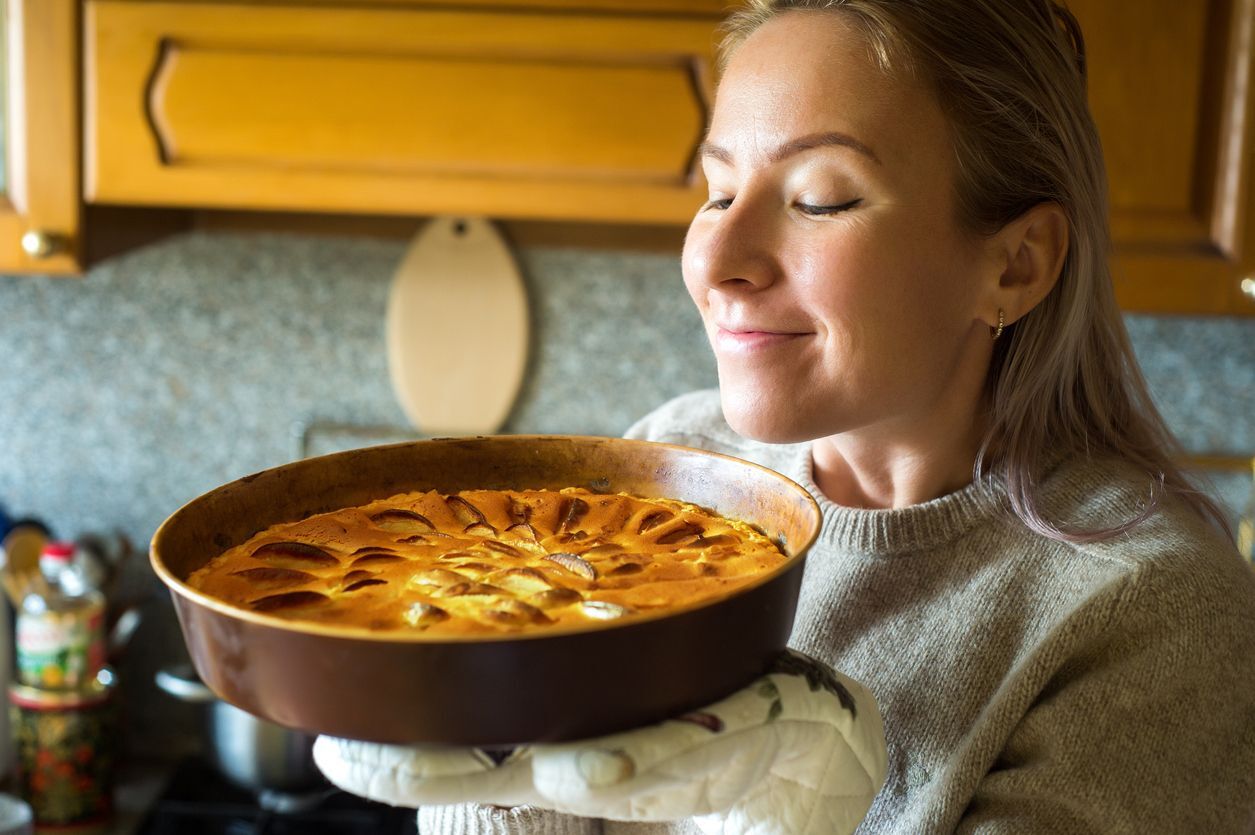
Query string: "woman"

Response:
xmin=317 ymin=1 xmax=1255 ymax=831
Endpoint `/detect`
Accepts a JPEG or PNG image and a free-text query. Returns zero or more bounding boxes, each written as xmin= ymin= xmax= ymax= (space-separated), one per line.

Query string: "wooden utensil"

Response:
xmin=386 ymin=217 xmax=529 ymax=435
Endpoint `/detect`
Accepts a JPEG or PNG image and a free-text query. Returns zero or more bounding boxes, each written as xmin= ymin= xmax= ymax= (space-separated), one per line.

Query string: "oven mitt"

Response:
xmin=313 ymin=649 xmax=887 ymax=834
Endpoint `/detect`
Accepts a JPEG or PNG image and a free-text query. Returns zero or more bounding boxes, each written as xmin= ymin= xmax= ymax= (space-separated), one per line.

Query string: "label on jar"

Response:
xmin=16 ymin=605 xmax=106 ymax=690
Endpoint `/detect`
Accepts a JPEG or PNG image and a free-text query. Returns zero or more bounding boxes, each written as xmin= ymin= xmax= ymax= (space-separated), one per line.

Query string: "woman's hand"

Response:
xmin=313 ymin=649 xmax=887 ymax=835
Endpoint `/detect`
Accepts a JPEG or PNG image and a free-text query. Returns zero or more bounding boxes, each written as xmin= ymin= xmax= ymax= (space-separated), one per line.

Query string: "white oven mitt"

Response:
xmin=314 ymin=649 xmax=887 ymax=834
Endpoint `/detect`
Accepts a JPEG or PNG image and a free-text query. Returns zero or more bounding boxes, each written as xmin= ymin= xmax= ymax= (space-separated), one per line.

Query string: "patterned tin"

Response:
xmin=9 ymin=670 xmax=115 ymax=833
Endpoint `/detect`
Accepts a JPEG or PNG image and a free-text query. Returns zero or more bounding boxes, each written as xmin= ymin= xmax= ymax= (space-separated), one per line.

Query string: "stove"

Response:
xmin=134 ymin=757 xmax=418 ymax=835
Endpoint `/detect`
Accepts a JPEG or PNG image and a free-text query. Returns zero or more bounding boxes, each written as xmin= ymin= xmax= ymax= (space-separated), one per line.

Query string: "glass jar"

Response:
xmin=15 ymin=544 xmax=106 ymax=690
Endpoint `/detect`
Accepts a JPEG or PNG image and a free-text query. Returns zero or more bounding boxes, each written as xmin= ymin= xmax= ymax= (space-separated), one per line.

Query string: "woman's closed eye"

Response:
xmin=796 ymin=198 xmax=863 ymax=215
xmin=700 ymin=197 xmax=863 ymax=214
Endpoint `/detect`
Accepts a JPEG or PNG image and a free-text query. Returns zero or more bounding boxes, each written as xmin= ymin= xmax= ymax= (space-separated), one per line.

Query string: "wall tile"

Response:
xmin=0 ymin=231 xmax=714 ymax=544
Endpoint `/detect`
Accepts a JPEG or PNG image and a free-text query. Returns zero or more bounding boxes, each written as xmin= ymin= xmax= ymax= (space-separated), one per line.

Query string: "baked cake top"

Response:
xmin=186 ymin=487 xmax=788 ymax=636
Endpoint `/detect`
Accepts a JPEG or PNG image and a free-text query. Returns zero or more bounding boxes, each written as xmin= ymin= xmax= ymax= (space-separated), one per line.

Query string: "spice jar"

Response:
xmin=9 ymin=669 xmax=115 ymax=833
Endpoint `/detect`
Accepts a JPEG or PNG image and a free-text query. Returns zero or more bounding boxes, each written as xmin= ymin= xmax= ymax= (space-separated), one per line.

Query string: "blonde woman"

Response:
xmin=316 ymin=1 xmax=1255 ymax=832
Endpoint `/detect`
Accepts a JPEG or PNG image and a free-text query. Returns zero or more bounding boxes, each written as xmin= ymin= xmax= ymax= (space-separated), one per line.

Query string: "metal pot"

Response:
xmin=155 ymin=663 xmax=332 ymax=812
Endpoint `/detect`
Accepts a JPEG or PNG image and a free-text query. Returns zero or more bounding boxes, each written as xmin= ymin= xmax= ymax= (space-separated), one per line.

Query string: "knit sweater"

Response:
xmin=418 ymin=389 xmax=1255 ymax=834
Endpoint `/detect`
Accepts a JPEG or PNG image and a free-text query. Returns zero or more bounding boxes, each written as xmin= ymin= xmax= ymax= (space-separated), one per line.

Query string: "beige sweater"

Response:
xmin=419 ymin=390 xmax=1255 ymax=834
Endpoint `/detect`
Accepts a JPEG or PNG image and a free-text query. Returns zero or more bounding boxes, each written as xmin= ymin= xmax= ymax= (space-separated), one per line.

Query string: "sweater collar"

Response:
xmin=787 ymin=445 xmax=1009 ymax=557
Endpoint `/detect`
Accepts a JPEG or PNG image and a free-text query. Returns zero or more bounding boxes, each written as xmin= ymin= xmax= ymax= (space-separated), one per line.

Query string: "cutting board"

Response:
xmin=386 ymin=217 xmax=529 ymax=435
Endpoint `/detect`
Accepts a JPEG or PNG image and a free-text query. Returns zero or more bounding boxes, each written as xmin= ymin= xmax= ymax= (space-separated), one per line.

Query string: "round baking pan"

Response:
xmin=150 ymin=435 xmax=822 ymax=746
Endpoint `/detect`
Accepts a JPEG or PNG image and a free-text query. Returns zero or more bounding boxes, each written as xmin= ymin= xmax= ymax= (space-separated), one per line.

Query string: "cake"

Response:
xmin=186 ymin=487 xmax=788 ymax=636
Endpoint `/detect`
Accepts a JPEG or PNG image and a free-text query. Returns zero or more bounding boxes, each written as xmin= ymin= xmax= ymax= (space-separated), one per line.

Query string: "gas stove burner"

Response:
xmin=256 ymin=787 xmax=339 ymax=815
xmin=136 ymin=757 xmax=417 ymax=835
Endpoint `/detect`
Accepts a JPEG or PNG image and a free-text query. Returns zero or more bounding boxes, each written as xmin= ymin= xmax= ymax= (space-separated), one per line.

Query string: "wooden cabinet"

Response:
xmin=85 ymin=0 xmax=720 ymax=225
xmin=1072 ymin=0 xmax=1255 ymax=315
xmin=0 ymin=0 xmax=80 ymax=275
xmin=43 ymin=0 xmax=1255 ymax=315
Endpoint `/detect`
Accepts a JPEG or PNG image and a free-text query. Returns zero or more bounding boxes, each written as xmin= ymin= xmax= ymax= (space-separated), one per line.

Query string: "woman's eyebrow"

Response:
xmin=698 ymin=131 xmax=882 ymax=166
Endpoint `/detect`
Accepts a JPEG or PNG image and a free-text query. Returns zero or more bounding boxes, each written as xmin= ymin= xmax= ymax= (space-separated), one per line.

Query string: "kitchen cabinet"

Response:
xmin=83 ymin=0 xmax=1255 ymax=315
xmin=1070 ymin=0 xmax=1255 ymax=315
xmin=2 ymin=0 xmax=1246 ymax=315
xmin=85 ymin=0 xmax=720 ymax=225
xmin=0 ymin=0 xmax=80 ymax=274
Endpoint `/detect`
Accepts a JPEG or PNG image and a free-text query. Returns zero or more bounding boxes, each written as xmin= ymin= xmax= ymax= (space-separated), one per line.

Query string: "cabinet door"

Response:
xmin=1074 ymin=0 xmax=1255 ymax=315
xmin=85 ymin=1 xmax=717 ymax=225
xmin=321 ymin=0 xmax=729 ymax=10
xmin=0 ymin=0 xmax=80 ymax=275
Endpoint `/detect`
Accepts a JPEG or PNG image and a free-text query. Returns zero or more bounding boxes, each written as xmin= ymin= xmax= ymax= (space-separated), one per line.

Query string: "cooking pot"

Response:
xmin=150 ymin=435 xmax=822 ymax=746
xmin=155 ymin=663 xmax=332 ymax=812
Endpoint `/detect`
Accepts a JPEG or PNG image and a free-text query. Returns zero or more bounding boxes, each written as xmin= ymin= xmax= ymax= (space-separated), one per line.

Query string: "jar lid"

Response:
xmin=39 ymin=541 xmax=75 ymax=562
xmin=9 ymin=668 xmax=114 ymax=709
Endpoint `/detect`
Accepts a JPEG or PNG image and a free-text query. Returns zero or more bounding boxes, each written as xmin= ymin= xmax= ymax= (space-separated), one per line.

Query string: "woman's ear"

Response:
xmin=983 ymin=202 xmax=1069 ymax=328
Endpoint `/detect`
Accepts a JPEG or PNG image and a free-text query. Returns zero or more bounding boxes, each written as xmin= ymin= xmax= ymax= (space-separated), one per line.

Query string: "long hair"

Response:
xmin=718 ymin=0 xmax=1230 ymax=543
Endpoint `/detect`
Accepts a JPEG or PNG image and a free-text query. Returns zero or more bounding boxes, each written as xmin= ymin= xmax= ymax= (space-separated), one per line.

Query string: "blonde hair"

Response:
xmin=718 ymin=0 xmax=1229 ymax=543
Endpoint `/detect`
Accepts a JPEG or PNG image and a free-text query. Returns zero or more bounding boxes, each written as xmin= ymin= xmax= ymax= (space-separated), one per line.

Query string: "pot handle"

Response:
xmin=155 ymin=663 xmax=216 ymax=704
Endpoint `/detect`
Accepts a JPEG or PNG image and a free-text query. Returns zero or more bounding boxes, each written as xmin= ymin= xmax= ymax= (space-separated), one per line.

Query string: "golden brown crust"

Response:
xmin=186 ymin=487 xmax=787 ymax=635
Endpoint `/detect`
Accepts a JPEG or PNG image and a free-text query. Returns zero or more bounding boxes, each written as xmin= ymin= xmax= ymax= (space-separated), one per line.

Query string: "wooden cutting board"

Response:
xmin=386 ymin=217 xmax=529 ymax=435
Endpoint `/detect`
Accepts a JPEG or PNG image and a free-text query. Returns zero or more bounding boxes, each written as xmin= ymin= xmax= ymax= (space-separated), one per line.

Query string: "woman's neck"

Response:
xmin=810 ymin=386 xmax=992 ymax=511
xmin=810 ymin=437 xmax=982 ymax=509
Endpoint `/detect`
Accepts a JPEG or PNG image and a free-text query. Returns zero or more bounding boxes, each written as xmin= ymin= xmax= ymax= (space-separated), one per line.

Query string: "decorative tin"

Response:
xmin=9 ymin=670 xmax=115 ymax=833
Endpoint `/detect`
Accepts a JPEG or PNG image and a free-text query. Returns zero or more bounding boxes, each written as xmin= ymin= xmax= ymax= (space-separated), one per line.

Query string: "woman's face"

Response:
xmin=684 ymin=11 xmax=997 ymax=445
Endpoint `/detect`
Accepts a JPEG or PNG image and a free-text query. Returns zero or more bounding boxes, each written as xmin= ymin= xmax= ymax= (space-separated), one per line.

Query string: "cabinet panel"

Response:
xmin=259 ymin=0 xmax=731 ymax=11
xmin=0 ymin=0 xmax=80 ymax=275
xmin=86 ymin=1 xmax=717 ymax=225
xmin=153 ymin=49 xmax=700 ymax=180
xmin=1085 ymin=1 xmax=1204 ymax=226
xmin=1074 ymin=0 xmax=1255 ymax=314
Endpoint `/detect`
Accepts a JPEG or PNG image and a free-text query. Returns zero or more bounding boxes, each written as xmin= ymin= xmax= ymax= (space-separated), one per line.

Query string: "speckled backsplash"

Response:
xmin=3 ymin=228 xmax=1252 ymax=541
xmin=0 ymin=231 xmax=718 ymax=542
xmin=0 ymin=229 xmax=1252 ymax=758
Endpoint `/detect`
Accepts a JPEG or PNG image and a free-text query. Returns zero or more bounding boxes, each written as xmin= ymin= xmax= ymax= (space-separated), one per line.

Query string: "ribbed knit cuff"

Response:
xmin=416 ymin=803 xmax=600 ymax=834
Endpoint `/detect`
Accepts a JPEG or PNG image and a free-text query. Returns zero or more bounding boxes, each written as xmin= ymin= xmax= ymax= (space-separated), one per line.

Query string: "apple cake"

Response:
xmin=186 ymin=487 xmax=788 ymax=636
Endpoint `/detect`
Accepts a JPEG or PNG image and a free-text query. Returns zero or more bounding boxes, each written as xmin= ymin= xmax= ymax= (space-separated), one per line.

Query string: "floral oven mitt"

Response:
xmin=314 ymin=649 xmax=887 ymax=835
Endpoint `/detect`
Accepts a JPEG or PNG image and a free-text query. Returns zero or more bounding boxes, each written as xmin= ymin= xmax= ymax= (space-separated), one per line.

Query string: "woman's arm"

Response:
xmin=960 ymin=548 xmax=1255 ymax=833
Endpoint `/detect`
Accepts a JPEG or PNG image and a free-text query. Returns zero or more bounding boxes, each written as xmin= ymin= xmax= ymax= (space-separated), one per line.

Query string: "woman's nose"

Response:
xmin=685 ymin=200 xmax=780 ymax=293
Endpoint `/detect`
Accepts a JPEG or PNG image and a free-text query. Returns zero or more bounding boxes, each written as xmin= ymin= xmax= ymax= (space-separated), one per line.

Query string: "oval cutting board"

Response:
xmin=386 ymin=217 xmax=529 ymax=435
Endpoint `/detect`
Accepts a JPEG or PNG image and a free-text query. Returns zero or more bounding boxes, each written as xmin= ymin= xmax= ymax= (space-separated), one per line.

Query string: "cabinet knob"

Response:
xmin=1243 ymin=277 xmax=1255 ymax=301
xmin=20 ymin=230 xmax=70 ymax=259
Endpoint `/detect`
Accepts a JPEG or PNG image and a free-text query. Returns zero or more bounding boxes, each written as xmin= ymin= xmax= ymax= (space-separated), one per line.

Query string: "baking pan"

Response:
xmin=150 ymin=435 xmax=821 ymax=746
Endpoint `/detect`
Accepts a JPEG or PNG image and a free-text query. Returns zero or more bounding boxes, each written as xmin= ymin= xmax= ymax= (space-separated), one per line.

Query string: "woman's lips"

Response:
xmin=714 ymin=327 xmax=808 ymax=354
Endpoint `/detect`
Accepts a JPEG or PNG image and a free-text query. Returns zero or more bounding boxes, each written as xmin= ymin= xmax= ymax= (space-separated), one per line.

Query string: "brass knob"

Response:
xmin=1243 ymin=277 xmax=1255 ymax=301
xmin=20 ymin=230 xmax=69 ymax=259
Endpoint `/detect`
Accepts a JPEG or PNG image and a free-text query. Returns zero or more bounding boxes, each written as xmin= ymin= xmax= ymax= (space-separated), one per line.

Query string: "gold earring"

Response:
xmin=991 ymin=309 xmax=1005 ymax=340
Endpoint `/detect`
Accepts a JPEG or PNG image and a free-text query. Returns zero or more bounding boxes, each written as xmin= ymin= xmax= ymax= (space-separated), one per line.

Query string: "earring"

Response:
xmin=991 ymin=309 xmax=1005 ymax=340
